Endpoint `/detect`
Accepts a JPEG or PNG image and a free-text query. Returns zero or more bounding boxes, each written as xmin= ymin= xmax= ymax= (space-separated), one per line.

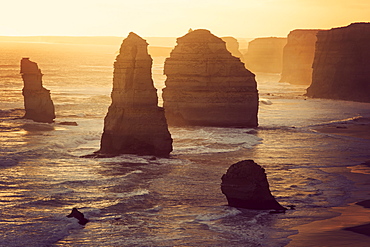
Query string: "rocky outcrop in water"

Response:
xmin=244 ymin=37 xmax=287 ymax=73
xmin=163 ymin=29 xmax=258 ymax=127
xmin=98 ymin=32 xmax=173 ymax=157
xmin=20 ymin=58 xmax=55 ymax=123
xmin=279 ymin=30 xmax=319 ymax=85
xmin=221 ymin=160 xmax=285 ymax=210
xmin=221 ymin=36 xmax=244 ymax=62
xmin=306 ymin=23 xmax=370 ymax=102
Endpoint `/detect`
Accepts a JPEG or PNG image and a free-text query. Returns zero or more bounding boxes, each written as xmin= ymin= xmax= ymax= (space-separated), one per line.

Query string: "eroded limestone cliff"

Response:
xmin=163 ymin=29 xmax=258 ymax=127
xmin=306 ymin=23 xmax=370 ymax=102
xmin=221 ymin=36 xmax=244 ymax=62
xmin=280 ymin=30 xmax=319 ymax=85
xmin=244 ymin=37 xmax=287 ymax=73
xmin=20 ymin=58 xmax=55 ymax=123
xmin=99 ymin=32 xmax=173 ymax=157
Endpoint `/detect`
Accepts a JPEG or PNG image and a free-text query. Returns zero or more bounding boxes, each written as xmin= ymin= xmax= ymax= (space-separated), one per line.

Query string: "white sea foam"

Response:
xmin=195 ymin=207 xmax=242 ymax=221
xmin=170 ymin=126 xmax=262 ymax=154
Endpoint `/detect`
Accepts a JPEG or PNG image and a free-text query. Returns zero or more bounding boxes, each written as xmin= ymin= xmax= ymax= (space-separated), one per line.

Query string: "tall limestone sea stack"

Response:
xmin=279 ymin=29 xmax=319 ymax=85
xmin=98 ymin=32 xmax=173 ymax=157
xmin=221 ymin=36 xmax=245 ymax=62
xmin=244 ymin=37 xmax=287 ymax=73
xmin=307 ymin=23 xmax=370 ymax=102
xmin=163 ymin=29 xmax=258 ymax=127
xmin=20 ymin=58 xmax=55 ymax=123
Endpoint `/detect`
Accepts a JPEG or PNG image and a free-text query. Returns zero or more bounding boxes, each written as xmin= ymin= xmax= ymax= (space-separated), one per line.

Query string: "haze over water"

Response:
xmin=1 ymin=39 xmax=370 ymax=246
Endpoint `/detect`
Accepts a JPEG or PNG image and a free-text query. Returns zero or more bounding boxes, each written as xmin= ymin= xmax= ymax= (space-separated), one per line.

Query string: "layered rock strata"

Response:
xmin=99 ymin=32 xmax=173 ymax=157
xmin=20 ymin=58 xmax=55 ymax=123
xmin=163 ymin=29 xmax=258 ymax=127
xmin=279 ymin=30 xmax=319 ymax=85
xmin=307 ymin=23 xmax=370 ymax=102
xmin=221 ymin=160 xmax=285 ymax=210
xmin=244 ymin=37 xmax=287 ymax=73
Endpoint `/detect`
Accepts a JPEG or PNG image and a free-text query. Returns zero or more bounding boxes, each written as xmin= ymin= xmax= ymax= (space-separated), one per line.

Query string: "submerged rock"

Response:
xmin=98 ymin=32 xmax=172 ymax=157
xmin=306 ymin=23 xmax=370 ymax=102
xmin=20 ymin=58 xmax=55 ymax=123
xmin=66 ymin=208 xmax=89 ymax=225
xmin=221 ymin=160 xmax=285 ymax=210
xmin=163 ymin=29 xmax=258 ymax=127
xmin=279 ymin=30 xmax=319 ymax=85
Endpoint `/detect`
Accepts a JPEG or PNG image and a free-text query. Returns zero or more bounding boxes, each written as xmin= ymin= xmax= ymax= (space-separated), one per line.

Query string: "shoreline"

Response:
xmin=286 ymin=162 xmax=370 ymax=246
xmin=287 ymin=202 xmax=370 ymax=246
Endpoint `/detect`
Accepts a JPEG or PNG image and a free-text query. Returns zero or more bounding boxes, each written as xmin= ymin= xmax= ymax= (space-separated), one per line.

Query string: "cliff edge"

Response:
xmin=306 ymin=23 xmax=370 ymax=102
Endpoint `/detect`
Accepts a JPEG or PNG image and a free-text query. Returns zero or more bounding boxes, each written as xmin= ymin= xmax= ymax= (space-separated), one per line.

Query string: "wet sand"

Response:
xmin=344 ymin=200 xmax=370 ymax=236
xmin=287 ymin=203 xmax=370 ymax=247
xmin=285 ymin=142 xmax=370 ymax=247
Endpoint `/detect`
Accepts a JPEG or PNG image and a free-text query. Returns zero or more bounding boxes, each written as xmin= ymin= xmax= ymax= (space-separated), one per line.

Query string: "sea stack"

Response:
xmin=306 ymin=23 xmax=370 ymax=102
xmin=163 ymin=29 xmax=258 ymax=127
xmin=99 ymin=32 xmax=173 ymax=157
xmin=279 ymin=29 xmax=319 ymax=85
xmin=221 ymin=160 xmax=285 ymax=210
xmin=221 ymin=36 xmax=245 ymax=62
xmin=244 ymin=37 xmax=287 ymax=73
xmin=20 ymin=58 xmax=55 ymax=123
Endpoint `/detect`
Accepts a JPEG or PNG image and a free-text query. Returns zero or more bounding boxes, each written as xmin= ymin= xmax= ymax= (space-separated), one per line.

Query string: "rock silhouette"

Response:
xmin=244 ymin=37 xmax=287 ymax=73
xmin=20 ymin=58 xmax=55 ymax=123
xmin=98 ymin=32 xmax=173 ymax=157
xmin=66 ymin=208 xmax=89 ymax=225
xmin=221 ymin=36 xmax=245 ymax=62
xmin=306 ymin=23 xmax=370 ymax=102
xmin=280 ymin=29 xmax=319 ymax=85
xmin=163 ymin=29 xmax=258 ymax=127
xmin=221 ymin=160 xmax=285 ymax=210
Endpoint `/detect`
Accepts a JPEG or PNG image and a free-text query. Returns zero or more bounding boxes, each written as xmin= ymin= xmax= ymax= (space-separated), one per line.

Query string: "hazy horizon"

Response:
xmin=1 ymin=0 xmax=369 ymax=38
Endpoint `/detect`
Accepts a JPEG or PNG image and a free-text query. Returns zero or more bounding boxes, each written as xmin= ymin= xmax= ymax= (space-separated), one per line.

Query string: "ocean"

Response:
xmin=1 ymin=40 xmax=370 ymax=246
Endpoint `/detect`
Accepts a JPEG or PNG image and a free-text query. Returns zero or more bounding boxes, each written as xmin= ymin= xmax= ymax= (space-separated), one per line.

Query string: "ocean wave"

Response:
xmin=170 ymin=126 xmax=262 ymax=154
xmin=195 ymin=207 xmax=242 ymax=221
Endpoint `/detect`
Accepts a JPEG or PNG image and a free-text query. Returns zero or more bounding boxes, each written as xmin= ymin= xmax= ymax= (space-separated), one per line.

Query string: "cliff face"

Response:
xmin=279 ymin=30 xmax=319 ymax=85
xmin=99 ymin=32 xmax=173 ymax=157
xmin=244 ymin=37 xmax=287 ymax=73
xmin=306 ymin=23 xmax=370 ymax=102
xmin=163 ymin=29 xmax=258 ymax=127
xmin=20 ymin=58 xmax=55 ymax=123
xmin=221 ymin=36 xmax=244 ymax=62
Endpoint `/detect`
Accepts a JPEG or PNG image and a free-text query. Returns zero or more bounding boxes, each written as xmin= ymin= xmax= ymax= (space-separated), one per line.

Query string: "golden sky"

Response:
xmin=1 ymin=0 xmax=369 ymax=38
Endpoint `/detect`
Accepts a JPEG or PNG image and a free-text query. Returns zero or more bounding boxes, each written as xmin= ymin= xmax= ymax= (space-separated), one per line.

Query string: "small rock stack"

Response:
xmin=20 ymin=58 xmax=55 ymax=123
xmin=221 ymin=160 xmax=285 ymax=210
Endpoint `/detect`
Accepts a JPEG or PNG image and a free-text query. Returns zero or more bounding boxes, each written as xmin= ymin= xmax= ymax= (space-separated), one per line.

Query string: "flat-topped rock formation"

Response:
xmin=244 ymin=37 xmax=287 ymax=73
xmin=20 ymin=58 xmax=55 ymax=123
xmin=163 ymin=29 xmax=258 ymax=127
xmin=221 ymin=160 xmax=285 ymax=210
xmin=279 ymin=29 xmax=319 ymax=85
xmin=307 ymin=23 xmax=370 ymax=102
xmin=98 ymin=32 xmax=173 ymax=157
xmin=221 ymin=36 xmax=244 ymax=62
